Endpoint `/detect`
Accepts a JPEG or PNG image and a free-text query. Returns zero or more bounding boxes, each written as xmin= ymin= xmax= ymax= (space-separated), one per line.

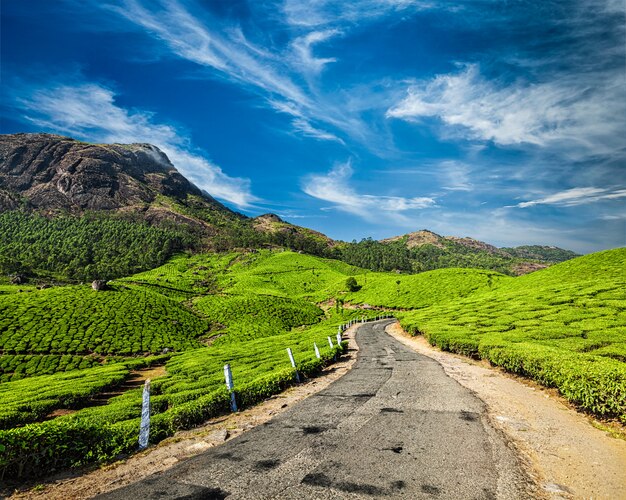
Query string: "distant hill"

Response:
xmin=500 ymin=245 xmax=580 ymax=263
xmin=382 ymin=230 xmax=578 ymax=263
xmin=368 ymin=229 xmax=579 ymax=276
xmin=1 ymin=133 xmax=579 ymax=281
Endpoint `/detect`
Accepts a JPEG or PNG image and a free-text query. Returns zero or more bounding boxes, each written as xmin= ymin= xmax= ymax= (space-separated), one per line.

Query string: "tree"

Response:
xmin=345 ymin=277 xmax=360 ymax=292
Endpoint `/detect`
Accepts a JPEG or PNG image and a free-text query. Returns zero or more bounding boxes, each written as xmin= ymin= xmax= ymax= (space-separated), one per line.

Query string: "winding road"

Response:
xmin=98 ymin=320 xmax=533 ymax=499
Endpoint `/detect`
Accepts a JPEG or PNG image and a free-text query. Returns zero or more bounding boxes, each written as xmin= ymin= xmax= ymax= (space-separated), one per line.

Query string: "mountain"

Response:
xmin=500 ymin=245 xmax=580 ymax=263
xmin=253 ymin=213 xmax=334 ymax=246
xmin=0 ymin=134 xmax=337 ymax=281
xmin=378 ymin=229 xmax=579 ymax=275
xmin=1 ymin=133 xmax=578 ymax=281
xmin=0 ymin=133 xmax=243 ymax=230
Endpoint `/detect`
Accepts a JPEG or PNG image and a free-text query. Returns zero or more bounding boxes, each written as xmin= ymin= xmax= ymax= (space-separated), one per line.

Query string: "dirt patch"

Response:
xmin=43 ymin=365 xmax=168 ymax=421
xmin=9 ymin=327 xmax=360 ymax=500
xmin=45 ymin=408 xmax=77 ymax=418
xmin=84 ymin=365 xmax=167 ymax=408
xmin=385 ymin=322 xmax=626 ymax=500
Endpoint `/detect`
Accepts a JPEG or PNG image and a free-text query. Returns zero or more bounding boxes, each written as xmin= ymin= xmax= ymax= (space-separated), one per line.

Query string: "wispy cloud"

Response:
xmin=387 ymin=63 xmax=626 ymax=158
xmin=102 ymin=0 xmax=364 ymax=145
xmin=15 ymin=81 xmax=256 ymax=207
xmin=281 ymin=0 xmax=434 ymax=28
xmin=512 ymin=187 xmax=626 ymax=208
xmin=438 ymin=160 xmax=473 ymax=192
xmin=92 ymin=0 xmax=405 ymax=151
xmin=291 ymin=118 xmax=345 ymax=144
xmin=290 ymin=29 xmax=340 ymax=76
xmin=111 ymin=0 xmax=309 ymax=104
xmin=302 ymin=160 xmax=435 ymax=221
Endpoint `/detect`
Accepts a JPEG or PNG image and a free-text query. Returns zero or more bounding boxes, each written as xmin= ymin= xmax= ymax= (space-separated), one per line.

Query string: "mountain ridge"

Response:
xmin=380 ymin=229 xmax=579 ymax=264
xmin=0 ymin=133 xmax=579 ymax=280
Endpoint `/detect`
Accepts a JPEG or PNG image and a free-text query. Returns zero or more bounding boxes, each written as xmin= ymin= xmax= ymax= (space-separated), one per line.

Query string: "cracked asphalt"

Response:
xmin=98 ymin=320 xmax=533 ymax=499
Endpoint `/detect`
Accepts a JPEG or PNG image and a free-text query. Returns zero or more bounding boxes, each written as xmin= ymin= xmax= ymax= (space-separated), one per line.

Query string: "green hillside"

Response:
xmin=344 ymin=267 xmax=510 ymax=309
xmin=399 ymin=248 xmax=626 ymax=420
xmin=0 ymin=285 xmax=208 ymax=359
xmin=0 ymin=247 xmax=624 ymax=481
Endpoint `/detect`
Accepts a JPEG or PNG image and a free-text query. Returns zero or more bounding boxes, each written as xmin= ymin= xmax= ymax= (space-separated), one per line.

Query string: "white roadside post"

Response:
xmin=314 ymin=342 xmax=321 ymax=359
xmin=336 ymin=331 xmax=342 ymax=348
xmin=138 ymin=379 xmax=151 ymax=450
xmin=224 ymin=364 xmax=238 ymax=412
xmin=328 ymin=336 xmax=337 ymax=361
xmin=287 ymin=348 xmax=301 ymax=383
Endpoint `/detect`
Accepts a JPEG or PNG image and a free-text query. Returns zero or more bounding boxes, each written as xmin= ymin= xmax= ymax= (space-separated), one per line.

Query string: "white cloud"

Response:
xmin=18 ymin=82 xmax=256 ymax=207
xmin=512 ymin=187 xmax=626 ymax=208
xmin=106 ymin=0 xmax=362 ymax=145
xmin=387 ymin=63 xmax=626 ymax=158
xmin=282 ymin=0 xmax=434 ymax=28
xmin=96 ymin=0 xmax=403 ymax=150
xmin=302 ymin=160 xmax=435 ymax=221
xmin=291 ymin=118 xmax=345 ymax=143
xmin=438 ymin=160 xmax=473 ymax=192
xmin=290 ymin=29 xmax=340 ymax=75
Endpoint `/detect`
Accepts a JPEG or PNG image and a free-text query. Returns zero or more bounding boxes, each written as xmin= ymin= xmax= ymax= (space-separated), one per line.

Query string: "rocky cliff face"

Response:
xmin=0 ymin=133 xmax=211 ymax=213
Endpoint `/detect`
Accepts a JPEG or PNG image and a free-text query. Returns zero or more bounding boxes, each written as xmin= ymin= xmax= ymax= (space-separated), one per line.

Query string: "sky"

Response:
xmin=1 ymin=0 xmax=625 ymax=253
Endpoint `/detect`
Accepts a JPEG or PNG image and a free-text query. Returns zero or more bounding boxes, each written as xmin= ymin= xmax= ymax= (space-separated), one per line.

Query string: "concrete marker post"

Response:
xmin=336 ymin=331 xmax=342 ymax=349
xmin=224 ymin=364 xmax=238 ymax=412
xmin=328 ymin=336 xmax=337 ymax=361
xmin=138 ymin=379 xmax=151 ymax=450
xmin=287 ymin=347 xmax=301 ymax=383
xmin=314 ymin=342 xmax=321 ymax=359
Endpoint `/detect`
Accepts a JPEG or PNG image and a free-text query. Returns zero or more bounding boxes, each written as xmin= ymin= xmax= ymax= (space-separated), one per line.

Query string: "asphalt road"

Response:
xmin=99 ymin=320 xmax=532 ymax=499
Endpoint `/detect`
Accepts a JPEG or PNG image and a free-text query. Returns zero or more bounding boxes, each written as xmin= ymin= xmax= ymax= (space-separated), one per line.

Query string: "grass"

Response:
xmin=0 ymin=310 xmax=365 ymax=479
xmin=344 ymin=267 xmax=509 ymax=309
xmin=0 ymin=364 xmax=130 ymax=428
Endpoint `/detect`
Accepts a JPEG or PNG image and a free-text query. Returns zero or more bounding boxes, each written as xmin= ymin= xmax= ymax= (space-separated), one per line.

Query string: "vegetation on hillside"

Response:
xmin=336 ymin=237 xmax=567 ymax=275
xmin=0 ymin=285 xmax=207 ymax=365
xmin=501 ymin=245 xmax=580 ymax=263
xmin=0 ymin=247 xmax=623 ymax=481
xmin=0 ymin=313 xmax=364 ymax=479
xmin=398 ymin=248 xmax=626 ymax=421
xmin=0 ymin=208 xmax=579 ymax=287
xmin=0 ymin=211 xmax=197 ymax=282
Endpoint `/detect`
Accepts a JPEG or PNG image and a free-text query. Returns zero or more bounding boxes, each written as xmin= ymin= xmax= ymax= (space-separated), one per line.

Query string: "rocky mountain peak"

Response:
xmin=255 ymin=213 xmax=284 ymax=223
xmin=0 ymin=133 xmax=203 ymax=212
xmin=382 ymin=229 xmax=446 ymax=249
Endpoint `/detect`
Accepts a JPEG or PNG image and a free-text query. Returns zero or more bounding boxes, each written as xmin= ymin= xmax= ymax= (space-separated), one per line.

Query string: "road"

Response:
xmin=98 ymin=320 xmax=533 ymax=499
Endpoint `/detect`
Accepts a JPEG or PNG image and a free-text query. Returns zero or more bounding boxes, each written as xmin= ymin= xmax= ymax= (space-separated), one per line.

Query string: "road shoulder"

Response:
xmin=385 ymin=321 xmax=626 ymax=500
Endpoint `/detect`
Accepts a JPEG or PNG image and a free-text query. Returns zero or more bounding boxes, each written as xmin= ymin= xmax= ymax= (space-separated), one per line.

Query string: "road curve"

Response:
xmin=98 ymin=320 xmax=533 ymax=499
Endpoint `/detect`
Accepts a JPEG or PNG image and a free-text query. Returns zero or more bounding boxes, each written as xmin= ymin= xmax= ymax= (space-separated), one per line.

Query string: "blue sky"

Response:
xmin=1 ymin=0 xmax=625 ymax=253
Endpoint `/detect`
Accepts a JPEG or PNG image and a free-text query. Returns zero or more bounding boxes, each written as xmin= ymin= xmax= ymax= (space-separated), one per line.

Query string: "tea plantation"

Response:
xmin=398 ymin=248 xmax=626 ymax=421
xmin=0 ymin=285 xmax=208 ymax=362
xmin=0 ymin=247 xmax=624 ymax=480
